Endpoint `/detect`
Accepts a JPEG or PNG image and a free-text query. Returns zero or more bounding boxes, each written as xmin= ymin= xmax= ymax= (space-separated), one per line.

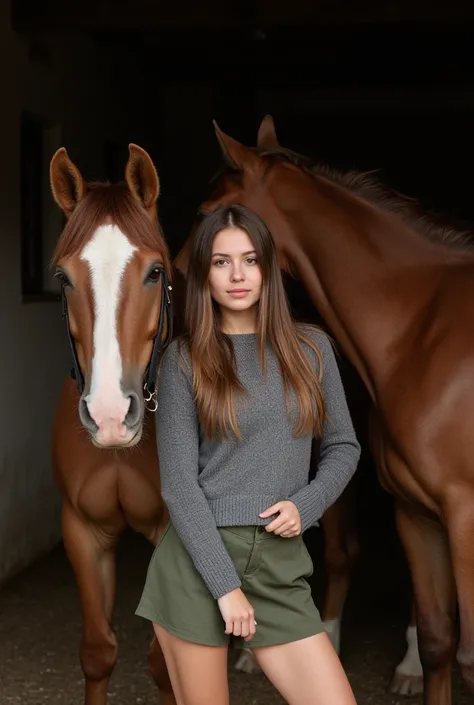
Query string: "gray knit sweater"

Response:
xmin=155 ymin=327 xmax=361 ymax=599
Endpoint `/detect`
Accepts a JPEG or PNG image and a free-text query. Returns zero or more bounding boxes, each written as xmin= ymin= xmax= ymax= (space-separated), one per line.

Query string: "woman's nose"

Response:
xmin=231 ymin=267 xmax=244 ymax=281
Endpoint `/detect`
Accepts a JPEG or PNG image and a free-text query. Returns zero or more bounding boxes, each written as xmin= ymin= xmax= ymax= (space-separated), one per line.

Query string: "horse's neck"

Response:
xmin=283 ymin=178 xmax=451 ymax=397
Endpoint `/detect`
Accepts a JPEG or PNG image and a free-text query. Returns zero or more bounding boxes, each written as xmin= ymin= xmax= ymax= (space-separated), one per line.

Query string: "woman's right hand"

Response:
xmin=217 ymin=588 xmax=256 ymax=642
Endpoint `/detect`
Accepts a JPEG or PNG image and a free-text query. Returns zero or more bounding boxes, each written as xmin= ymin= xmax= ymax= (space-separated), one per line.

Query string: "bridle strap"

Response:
xmin=61 ymin=285 xmax=85 ymax=395
xmin=144 ymin=266 xmax=173 ymax=394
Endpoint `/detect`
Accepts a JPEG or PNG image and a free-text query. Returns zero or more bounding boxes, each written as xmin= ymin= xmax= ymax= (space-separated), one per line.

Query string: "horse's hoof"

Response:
xmin=390 ymin=670 xmax=424 ymax=697
xmin=234 ymin=650 xmax=261 ymax=674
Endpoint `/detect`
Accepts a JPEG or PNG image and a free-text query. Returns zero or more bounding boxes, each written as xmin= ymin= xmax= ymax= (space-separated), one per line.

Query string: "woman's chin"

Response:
xmin=224 ymin=300 xmax=258 ymax=313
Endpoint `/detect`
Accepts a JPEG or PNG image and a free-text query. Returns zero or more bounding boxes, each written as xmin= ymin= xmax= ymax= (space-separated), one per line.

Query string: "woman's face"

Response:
xmin=208 ymin=227 xmax=262 ymax=314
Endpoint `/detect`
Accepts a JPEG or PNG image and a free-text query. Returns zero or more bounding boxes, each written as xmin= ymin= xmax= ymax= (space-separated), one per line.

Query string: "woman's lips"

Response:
xmin=228 ymin=289 xmax=250 ymax=298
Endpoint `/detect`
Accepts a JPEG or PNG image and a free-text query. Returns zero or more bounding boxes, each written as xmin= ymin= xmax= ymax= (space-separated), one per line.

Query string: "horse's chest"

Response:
xmin=117 ymin=465 xmax=164 ymax=529
xmin=77 ymin=463 xmax=163 ymax=532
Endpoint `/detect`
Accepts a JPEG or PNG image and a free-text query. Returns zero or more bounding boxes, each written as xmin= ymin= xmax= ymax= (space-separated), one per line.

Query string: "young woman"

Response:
xmin=136 ymin=205 xmax=361 ymax=705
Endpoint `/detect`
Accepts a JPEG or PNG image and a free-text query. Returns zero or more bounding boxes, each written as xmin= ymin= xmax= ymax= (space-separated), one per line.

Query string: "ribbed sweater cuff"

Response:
xmin=288 ymin=482 xmax=328 ymax=532
xmin=198 ymin=552 xmax=242 ymax=600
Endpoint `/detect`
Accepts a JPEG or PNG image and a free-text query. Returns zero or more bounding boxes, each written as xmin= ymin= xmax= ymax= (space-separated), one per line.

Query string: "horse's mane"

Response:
xmin=52 ymin=182 xmax=170 ymax=271
xmin=262 ymin=147 xmax=474 ymax=250
xmin=212 ymin=145 xmax=474 ymax=251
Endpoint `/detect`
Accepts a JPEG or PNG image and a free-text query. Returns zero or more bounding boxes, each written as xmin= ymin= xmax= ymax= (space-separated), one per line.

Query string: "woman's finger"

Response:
xmin=233 ymin=620 xmax=242 ymax=637
xmin=225 ymin=619 xmax=234 ymax=635
xmin=240 ymin=619 xmax=250 ymax=638
xmin=245 ymin=618 xmax=257 ymax=642
xmin=265 ymin=513 xmax=288 ymax=533
xmin=246 ymin=615 xmax=255 ymax=639
xmin=273 ymin=519 xmax=295 ymax=535
xmin=259 ymin=502 xmax=284 ymax=519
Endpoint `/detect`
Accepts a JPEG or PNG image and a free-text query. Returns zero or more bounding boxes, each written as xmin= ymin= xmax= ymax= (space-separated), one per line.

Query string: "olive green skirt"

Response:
xmin=136 ymin=522 xmax=323 ymax=648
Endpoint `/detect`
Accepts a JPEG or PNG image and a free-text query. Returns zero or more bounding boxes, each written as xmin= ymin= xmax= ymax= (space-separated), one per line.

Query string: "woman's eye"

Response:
xmin=213 ymin=259 xmax=227 ymax=266
xmin=246 ymin=257 xmax=257 ymax=265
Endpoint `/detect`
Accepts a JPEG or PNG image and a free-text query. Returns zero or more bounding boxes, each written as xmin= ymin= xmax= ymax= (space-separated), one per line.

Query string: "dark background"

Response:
xmin=13 ymin=0 xmax=474 ymax=255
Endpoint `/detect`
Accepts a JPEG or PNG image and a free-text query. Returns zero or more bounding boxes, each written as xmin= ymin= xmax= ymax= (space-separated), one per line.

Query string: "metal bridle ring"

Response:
xmin=143 ymin=382 xmax=158 ymax=413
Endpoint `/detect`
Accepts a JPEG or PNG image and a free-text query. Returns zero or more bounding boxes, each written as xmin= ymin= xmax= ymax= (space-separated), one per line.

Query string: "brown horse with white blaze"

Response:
xmin=174 ymin=116 xmax=474 ymax=705
xmin=49 ymin=145 xmax=175 ymax=705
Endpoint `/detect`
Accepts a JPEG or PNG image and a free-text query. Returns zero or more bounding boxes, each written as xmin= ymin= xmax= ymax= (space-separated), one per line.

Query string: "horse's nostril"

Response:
xmin=124 ymin=391 xmax=142 ymax=429
xmin=78 ymin=397 xmax=99 ymax=433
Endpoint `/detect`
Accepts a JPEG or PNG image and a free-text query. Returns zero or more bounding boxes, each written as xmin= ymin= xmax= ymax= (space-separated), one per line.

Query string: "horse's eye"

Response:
xmin=146 ymin=267 xmax=162 ymax=283
xmin=195 ymin=209 xmax=208 ymax=225
xmin=54 ymin=269 xmax=71 ymax=287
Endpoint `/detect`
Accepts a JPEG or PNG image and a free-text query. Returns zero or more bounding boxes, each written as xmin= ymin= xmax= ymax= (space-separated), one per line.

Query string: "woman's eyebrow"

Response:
xmin=212 ymin=250 xmax=257 ymax=257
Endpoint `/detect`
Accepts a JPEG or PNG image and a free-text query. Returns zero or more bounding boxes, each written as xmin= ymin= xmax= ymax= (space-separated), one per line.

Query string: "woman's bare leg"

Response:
xmin=253 ymin=632 xmax=356 ymax=705
xmin=153 ymin=623 xmax=229 ymax=705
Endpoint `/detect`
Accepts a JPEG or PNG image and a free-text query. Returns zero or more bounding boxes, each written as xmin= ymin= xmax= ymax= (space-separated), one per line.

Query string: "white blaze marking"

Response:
xmin=395 ymin=624 xmax=423 ymax=679
xmin=80 ymin=224 xmax=137 ymax=425
xmin=235 ymin=646 xmax=261 ymax=674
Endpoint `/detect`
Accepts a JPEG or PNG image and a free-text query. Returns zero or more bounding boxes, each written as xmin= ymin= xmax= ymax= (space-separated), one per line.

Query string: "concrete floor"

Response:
xmin=0 ymin=518 xmax=470 ymax=705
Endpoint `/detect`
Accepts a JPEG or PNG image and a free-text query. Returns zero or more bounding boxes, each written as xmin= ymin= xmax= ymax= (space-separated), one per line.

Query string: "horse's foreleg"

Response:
xmin=395 ymin=503 xmax=456 ymax=705
xmin=148 ymin=635 xmax=176 ymax=705
xmin=62 ymin=502 xmax=119 ymax=705
xmin=446 ymin=494 xmax=474 ymax=694
xmin=320 ymin=483 xmax=360 ymax=654
xmin=391 ymin=597 xmax=424 ymax=696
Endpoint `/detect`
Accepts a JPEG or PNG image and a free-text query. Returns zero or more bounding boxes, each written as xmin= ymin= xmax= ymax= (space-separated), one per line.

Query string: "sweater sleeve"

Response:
xmin=155 ymin=341 xmax=242 ymax=599
xmin=288 ymin=331 xmax=361 ymax=531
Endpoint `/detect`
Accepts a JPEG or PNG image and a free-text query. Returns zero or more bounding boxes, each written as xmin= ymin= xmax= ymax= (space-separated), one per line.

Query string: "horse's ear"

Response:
xmin=125 ymin=144 xmax=160 ymax=209
xmin=50 ymin=147 xmax=86 ymax=216
xmin=257 ymin=114 xmax=279 ymax=149
xmin=213 ymin=120 xmax=258 ymax=171
xmin=173 ymin=236 xmax=192 ymax=276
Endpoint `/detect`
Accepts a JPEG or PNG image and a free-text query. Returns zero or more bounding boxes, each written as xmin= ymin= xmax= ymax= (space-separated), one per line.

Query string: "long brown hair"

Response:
xmin=183 ymin=205 xmax=326 ymax=441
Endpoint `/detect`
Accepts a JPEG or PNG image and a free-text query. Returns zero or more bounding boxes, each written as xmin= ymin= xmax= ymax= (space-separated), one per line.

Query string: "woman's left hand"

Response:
xmin=259 ymin=501 xmax=302 ymax=537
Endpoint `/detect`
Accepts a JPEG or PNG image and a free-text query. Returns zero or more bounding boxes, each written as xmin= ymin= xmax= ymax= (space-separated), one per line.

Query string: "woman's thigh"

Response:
xmin=252 ymin=631 xmax=356 ymax=705
xmin=153 ymin=623 xmax=230 ymax=705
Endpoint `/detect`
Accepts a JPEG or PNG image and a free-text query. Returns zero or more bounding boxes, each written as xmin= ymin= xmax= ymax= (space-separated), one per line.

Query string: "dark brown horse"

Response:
xmin=49 ymin=145 xmax=175 ymax=705
xmin=174 ymin=116 xmax=474 ymax=705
